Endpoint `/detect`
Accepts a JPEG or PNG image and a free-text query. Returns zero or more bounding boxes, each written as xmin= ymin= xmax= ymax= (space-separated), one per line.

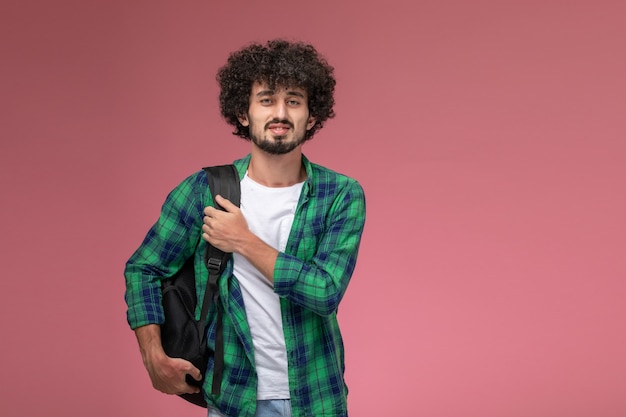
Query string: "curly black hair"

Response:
xmin=217 ymin=39 xmax=336 ymax=140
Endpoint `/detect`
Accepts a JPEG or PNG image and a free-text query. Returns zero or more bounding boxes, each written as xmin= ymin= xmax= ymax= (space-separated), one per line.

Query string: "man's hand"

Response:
xmin=134 ymin=324 xmax=202 ymax=395
xmin=143 ymin=352 xmax=202 ymax=395
xmin=202 ymin=194 xmax=250 ymax=253
xmin=202 ymin=194 xmax=279 ymax=283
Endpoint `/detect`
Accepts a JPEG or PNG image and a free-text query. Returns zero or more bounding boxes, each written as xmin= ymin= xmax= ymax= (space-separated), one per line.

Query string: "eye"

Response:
xmin=260 ymin=98 xmax=273 ymax=105
xmin=287 ymin=99 xmax=300 ymax=106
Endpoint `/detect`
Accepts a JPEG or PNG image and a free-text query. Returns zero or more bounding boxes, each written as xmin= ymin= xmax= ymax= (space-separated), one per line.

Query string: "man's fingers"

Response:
xmin=172 ymin=360 xmax=202 ymax=394
xmin=203 ymin=195 xmax=235 ymax=218
xmin=188 ymin=364 xmax=203 ymax=382
xmin=214 ymin=194 xmax=237 ymax=211
xmin=183 ymin=364 xmax=202 ymax=394
xmin=204 ymin=205 xmax=215 ymax=217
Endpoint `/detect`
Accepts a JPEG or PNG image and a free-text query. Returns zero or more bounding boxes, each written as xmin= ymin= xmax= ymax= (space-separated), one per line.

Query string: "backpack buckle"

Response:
xmin=206 ymin=257 xmax=222 ymax=274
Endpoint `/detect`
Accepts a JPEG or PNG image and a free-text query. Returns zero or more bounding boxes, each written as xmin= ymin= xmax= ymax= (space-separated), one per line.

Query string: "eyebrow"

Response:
xmin=256 ymin=89 xmax=306 ymax=99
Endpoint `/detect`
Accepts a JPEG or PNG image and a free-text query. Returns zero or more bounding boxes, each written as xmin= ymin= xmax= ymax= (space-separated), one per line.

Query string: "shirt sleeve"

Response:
xmin=124 ymin=171 xmax=207 ymax=329
xmin=273 ymin=178 xmax=366 ymax=316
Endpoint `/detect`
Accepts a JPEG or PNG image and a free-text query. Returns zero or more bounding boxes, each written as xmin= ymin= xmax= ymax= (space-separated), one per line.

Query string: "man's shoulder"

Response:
xmin=171 ymin=169 xmax=209 ymax=193
xmin=308 ymin=160 xmax=360 ymax=188
xmin=305 ymin=160 xmax=365 ymax=208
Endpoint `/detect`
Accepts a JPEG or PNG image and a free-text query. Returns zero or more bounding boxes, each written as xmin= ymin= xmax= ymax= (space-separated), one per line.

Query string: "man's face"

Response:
xmin=238 ymin=82 xmax=316 ymax=155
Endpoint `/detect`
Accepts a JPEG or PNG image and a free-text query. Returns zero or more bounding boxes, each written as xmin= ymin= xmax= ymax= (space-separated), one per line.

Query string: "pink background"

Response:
xmin=2 ymin=1 xmax=625 ymax=416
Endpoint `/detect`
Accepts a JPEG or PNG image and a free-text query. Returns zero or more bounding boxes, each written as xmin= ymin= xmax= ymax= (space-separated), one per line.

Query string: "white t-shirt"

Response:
xmin=233 ymin=173 xmax=304 ymax=400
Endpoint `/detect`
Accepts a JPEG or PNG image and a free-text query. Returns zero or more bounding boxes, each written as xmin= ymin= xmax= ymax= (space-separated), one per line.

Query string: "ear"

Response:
xmin=306 ymin=116 xmax=317 ymax=130
xmin=238 ymin=113 xmax=249 ymax=127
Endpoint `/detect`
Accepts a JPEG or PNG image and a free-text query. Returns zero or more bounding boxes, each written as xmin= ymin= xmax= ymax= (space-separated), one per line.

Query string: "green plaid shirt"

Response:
xmin=125 ymin=154 xmax=366 ymax=417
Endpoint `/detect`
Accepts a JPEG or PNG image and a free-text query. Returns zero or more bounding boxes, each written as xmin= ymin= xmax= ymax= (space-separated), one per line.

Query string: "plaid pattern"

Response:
xmin=125 ymin=154 xmax=366 ymax=417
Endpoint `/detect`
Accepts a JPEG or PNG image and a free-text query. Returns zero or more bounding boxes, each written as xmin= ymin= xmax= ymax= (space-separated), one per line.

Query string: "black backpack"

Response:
xmin=160 ymin=164 xmax=240 ymax=407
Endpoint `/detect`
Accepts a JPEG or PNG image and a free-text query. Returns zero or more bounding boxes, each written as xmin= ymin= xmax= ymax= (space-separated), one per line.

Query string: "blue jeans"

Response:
xmin=207 ymin=400 xmax=292 ymax=417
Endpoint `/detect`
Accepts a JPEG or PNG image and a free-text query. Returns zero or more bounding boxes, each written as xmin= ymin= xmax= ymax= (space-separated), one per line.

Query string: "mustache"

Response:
xmin=264 ymin=119 xmax=294 ymax=129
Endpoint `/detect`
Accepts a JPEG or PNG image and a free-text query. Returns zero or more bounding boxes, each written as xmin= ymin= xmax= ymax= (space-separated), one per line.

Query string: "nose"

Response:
xmin=273 ymin=101 xmax=287 ymax=119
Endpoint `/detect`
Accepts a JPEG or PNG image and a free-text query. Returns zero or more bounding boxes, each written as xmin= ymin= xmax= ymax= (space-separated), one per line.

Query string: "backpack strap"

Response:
xmin=200 ymin=164 xmax=240 ymax=396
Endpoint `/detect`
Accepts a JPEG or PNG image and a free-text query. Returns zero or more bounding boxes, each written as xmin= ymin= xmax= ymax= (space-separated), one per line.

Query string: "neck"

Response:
xmin=248 ymin=146 xmax=306 ymax=187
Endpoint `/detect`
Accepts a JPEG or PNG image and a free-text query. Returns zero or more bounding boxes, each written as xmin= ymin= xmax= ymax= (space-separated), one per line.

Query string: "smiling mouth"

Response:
xmin=269 ymin=126 xmax=290 ymax=136
xmin=266 ymin=120 xmax=293 ymax=136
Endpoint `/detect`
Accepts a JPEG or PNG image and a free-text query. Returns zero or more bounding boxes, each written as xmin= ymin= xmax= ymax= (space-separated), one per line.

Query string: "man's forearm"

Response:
xmin=133 ymin=323 xmax=202 ymax=394
xmin=237 ymin=232 xmax=279 ymax=283
xmin=134 ymin=324 xmax=166 ymax=364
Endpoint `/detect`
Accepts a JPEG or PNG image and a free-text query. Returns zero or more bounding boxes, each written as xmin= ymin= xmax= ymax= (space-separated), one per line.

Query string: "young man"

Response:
xmin=125 ymin=39 xmax=366 ymax=417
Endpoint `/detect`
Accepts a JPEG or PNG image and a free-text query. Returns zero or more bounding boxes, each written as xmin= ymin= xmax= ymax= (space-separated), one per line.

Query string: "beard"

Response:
xmin=249 ymin=119 xmax=307 ymax=155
